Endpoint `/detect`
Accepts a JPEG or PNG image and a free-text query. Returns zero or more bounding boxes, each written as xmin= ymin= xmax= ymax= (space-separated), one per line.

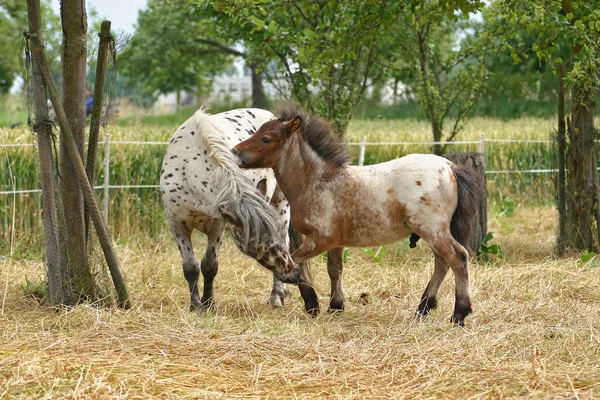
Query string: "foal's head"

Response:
xmin=233 ymin=117 xmax=301 ymax=169
xmin=233 ymin=105 xmax=350 ymax=169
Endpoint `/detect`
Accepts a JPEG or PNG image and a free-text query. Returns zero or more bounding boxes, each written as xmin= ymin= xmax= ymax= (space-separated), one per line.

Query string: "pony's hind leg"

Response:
xmin=417 ymin=253 xmax=449 ymax=317
xmin=198 ymin=219 xmax=226 ymax=310
xmin=168 ymin=219 xmax=202 ymax=311
xmin=327 ymin=247 xmax=345 ymax=311
xmin=426 ymin=235 xmax=472 ymax=326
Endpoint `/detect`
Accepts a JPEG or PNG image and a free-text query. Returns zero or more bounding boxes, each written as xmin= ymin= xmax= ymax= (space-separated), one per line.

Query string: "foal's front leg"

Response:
xmin=327 ymin=247 xmax=345 ymax=311
xmin=291 ymin=236 xmax=330 ymax=316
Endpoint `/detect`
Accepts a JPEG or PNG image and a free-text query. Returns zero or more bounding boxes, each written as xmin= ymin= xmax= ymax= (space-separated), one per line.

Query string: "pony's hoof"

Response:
xmin=269 ymin=294 xmax=285 ymax=308
xmin=189 ymin=297 xmax=213 ymax=312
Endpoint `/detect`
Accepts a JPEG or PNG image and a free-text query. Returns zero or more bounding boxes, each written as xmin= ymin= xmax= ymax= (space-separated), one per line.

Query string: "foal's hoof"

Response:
xmin=450 ymin=299 xmax=472 ymax=327
xmin=450 ymin=315 xmax=466 ymax=327
xmin=190 ymin=297 xmax=213 ymax=312
xmin=416 ymin=296 xmax=437 ymax=318
xmin=328 ymin=299 xmax=345 ymax=313
xmin=306 ymin=307 xmax=320 ymax=317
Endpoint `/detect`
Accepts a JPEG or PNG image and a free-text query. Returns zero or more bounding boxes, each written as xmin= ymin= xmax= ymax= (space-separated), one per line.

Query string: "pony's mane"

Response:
xmin=275 ymin=104 xmax=351 ymax=167
xmin=192 ymin=109 xmax=283 ymax=245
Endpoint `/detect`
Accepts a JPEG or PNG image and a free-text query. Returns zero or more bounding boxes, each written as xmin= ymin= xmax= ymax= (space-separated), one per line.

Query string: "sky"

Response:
xmin=50 ymin=0 xmax=148 ymax=35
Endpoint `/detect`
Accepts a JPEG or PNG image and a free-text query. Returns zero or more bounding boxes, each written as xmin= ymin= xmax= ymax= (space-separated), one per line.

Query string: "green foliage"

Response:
xmin=387 ymin=2 xmax=490 ymax=153
xmin=119 ymin=0 xmax=234 ymax=106
xmin=478 ymin=232 xmax=504 ymax=262
xmin=578 ymin=249 xmax=595 ymax=264
xmin=363 ymin=246 xmax=387 ymax=263
xmin=196 ymin=0 xmax=400 ymax=134
xmin=486 ymin=0 xmax=600 ymax=105
xmin=19 ymin=276 xmax=47 ymax=303
xmin=197 ymin=0 xmax=485 ymax=134
xmin=493 ymin=197 xmax=515 ymax=218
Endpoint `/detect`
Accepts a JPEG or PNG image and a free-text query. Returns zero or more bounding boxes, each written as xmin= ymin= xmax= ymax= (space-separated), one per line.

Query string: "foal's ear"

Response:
xmin=284 ymin=116 xmax=301 ymax=135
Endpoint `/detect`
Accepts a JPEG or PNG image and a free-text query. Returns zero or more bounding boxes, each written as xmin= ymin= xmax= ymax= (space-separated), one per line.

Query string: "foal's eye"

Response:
xmin=261 ymin=136 xmax=271 ymax=144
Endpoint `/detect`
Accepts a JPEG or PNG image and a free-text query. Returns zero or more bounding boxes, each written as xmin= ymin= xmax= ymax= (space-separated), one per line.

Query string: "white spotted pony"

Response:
xmin=160 ymin=109 xmax=318 ymax=313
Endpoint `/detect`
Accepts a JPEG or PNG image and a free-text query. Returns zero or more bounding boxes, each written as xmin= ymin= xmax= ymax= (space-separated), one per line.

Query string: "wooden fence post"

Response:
xmin=358 ymin=135 xmax=367 ymax=166
xmin=445 ymin=152 xmax=488 ymax=254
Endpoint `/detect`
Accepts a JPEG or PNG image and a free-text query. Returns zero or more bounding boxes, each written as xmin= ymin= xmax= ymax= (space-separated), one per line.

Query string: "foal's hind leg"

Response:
xmin=426 ymin=235 xmax=472 ymax=326
xmin=327 ymin=247 xmax=345 ymax=311
xmin=417 ymin=253 xmax=449 ymax=317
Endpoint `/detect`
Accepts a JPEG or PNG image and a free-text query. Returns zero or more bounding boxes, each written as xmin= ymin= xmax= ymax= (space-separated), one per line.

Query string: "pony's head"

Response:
xmin=222 ymin=211 xmax=304 ymax=285
xmin=233 ymin=117 xmax=300 ymax=169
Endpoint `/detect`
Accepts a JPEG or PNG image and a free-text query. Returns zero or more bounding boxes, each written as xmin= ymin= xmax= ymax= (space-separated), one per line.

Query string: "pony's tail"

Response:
xmin=450 ymin=164 xmax=482 ymax=254
xmin=193 ymin=109 xmax=281 ymax=245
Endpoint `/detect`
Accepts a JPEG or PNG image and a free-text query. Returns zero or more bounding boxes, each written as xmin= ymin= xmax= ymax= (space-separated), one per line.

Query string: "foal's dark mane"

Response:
xmin=276 ymin=103 xmax=351 ymax=167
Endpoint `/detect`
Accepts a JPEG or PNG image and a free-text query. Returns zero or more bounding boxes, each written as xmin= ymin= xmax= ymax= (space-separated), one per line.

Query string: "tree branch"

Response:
xmin=194 ymin=38 xmax=247 ymax=58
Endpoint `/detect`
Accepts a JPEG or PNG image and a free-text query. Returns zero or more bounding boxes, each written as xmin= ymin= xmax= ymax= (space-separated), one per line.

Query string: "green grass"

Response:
xmin=0 ymin=94 xmax=28 ymax=128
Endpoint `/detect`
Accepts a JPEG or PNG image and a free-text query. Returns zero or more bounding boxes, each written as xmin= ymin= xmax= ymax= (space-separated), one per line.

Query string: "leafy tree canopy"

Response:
xmin=0 ymin=0 xmax=59 ymax=93
xmin=119 ymin=0 xmax=235 ymax=107
xmin=193 ymin=0 xmax=485 ymax=134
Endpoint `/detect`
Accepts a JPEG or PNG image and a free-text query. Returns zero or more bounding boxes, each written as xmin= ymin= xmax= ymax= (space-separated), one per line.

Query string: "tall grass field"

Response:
xmin=0 ymin=115 xmax=574 ymax=256
xmin=1 ymin=207 xmax=599 ymax=398
xmin=1 ymin=113 xmax=600 ymax=398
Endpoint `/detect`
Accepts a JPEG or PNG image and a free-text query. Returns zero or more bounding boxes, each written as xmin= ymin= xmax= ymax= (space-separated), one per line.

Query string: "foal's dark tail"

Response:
xmin=450 ymin=164 xmax=482 ymax=254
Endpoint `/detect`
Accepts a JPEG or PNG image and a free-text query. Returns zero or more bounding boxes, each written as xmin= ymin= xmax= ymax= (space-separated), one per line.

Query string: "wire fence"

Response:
xmin=0 ymin=133 xmax=563 ymax=221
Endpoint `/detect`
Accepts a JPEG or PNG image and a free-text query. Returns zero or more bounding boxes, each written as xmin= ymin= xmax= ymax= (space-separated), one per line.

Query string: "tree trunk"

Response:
xmin=445 ymin=152 xmax=487 ymax=253
xmin=556 ymin=63 xmax=567 ymax=254
xmin=250 ymin=63 xmax=267 ymax=109
xmin=60 ymin=0 xmax=93 ymax=300
xmin=431 ymin=122 xmax=442 ymax=156
xmin=565 ymin=86 xmax=597 ymax=252
xmin=26 ymin=0 xmax=64 ymax=304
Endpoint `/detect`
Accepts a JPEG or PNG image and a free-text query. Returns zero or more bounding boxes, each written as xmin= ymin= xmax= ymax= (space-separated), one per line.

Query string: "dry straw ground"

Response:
xmin=1 ymin=207 xmax=600 ymax=399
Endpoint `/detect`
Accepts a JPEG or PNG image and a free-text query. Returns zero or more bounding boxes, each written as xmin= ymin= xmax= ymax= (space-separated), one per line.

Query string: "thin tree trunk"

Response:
xmin=31 ymin=35 xmax=131 ymax=309
xmin=250 ymin=63 xmax=267 ymax=109
xmin=60 ymin=0 xmax=92 ymax=299
xmin=556 ymin=63 xmax=567 ymax=254
xmin=85 ymin=20 xmax=111 ymax=241
xmin=26 ymin=0 xmax=64 ymax=304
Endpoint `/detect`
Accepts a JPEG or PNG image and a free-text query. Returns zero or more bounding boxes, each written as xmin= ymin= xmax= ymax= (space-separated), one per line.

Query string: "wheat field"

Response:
xmin=2 ymin=207 xmax=600 ymax=399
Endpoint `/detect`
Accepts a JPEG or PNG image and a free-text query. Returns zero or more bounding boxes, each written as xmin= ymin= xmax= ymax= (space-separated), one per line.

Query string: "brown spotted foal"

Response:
xmin=233 ymin=105 xmax=482 ymax=326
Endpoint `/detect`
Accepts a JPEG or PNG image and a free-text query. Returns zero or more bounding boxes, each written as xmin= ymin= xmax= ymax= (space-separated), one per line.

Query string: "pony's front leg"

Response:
xmin=268 ymin=184 xmax=291 ymax=308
